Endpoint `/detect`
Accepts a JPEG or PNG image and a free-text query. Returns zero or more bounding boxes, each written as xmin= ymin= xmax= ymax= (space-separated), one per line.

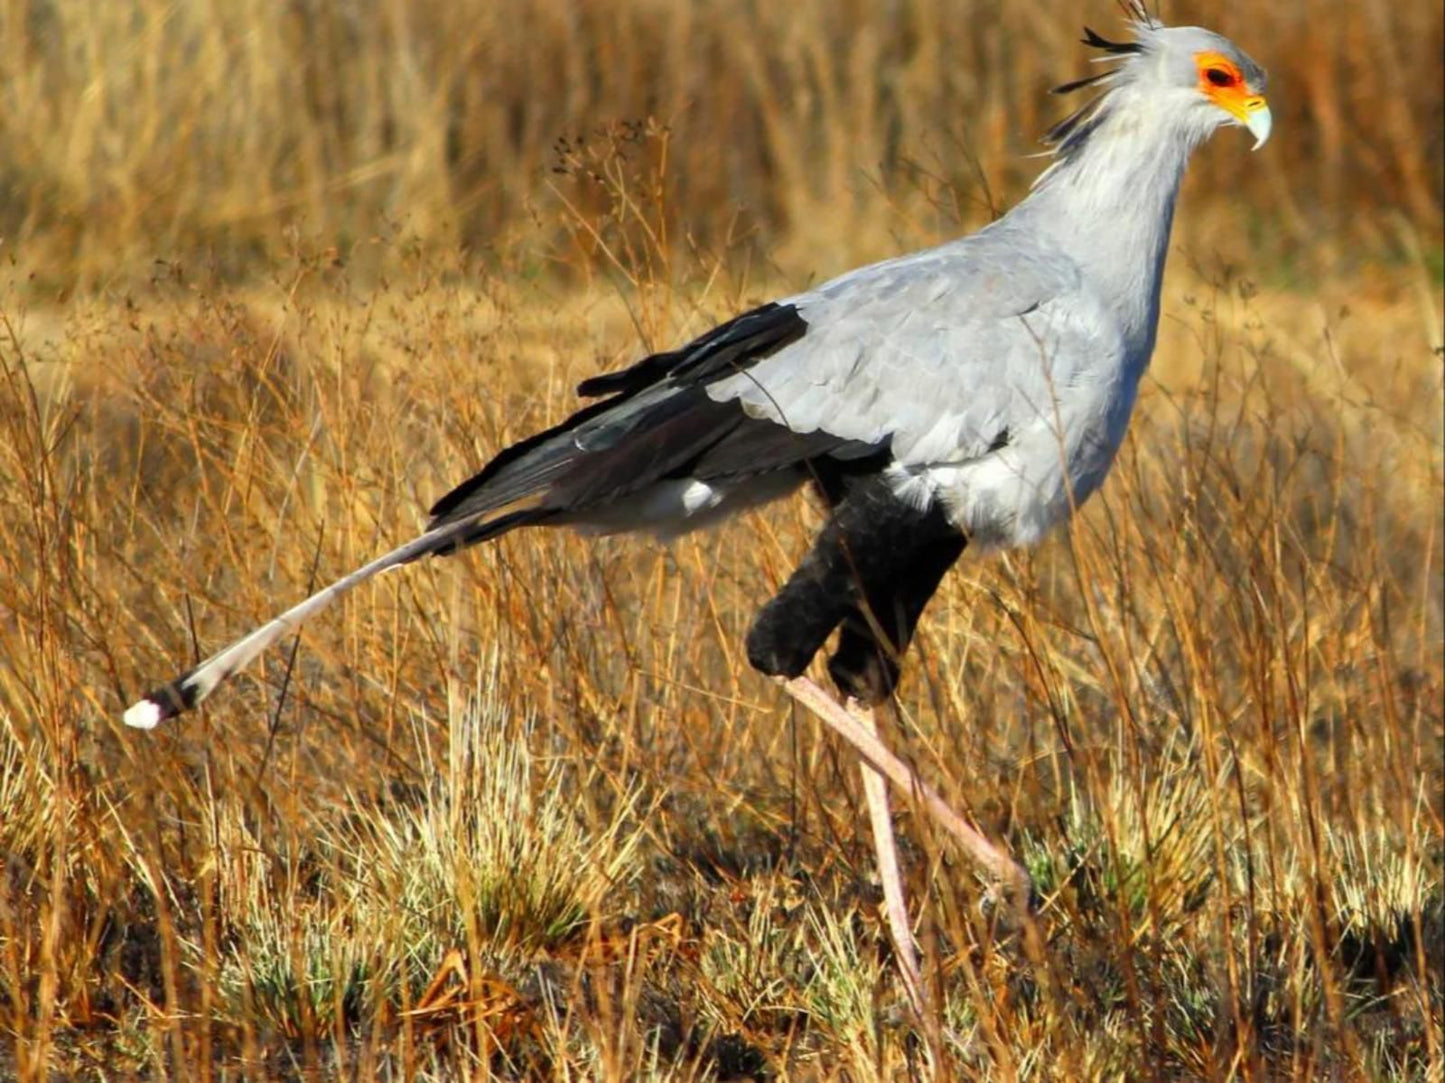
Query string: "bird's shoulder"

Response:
xmin=799 ymin=223 xmax=1086 ymax=324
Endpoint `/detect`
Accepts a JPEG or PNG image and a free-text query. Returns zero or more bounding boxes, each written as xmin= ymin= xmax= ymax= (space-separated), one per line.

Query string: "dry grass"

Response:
xmin=0 ymin=0 xmax=1440 ymax=288
xmin=1 ymin=0 xmax=1442 ymax=1079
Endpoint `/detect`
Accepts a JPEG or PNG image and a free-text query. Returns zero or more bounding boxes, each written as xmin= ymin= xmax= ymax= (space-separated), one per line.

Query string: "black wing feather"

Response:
xmin=575 ymin=302 xmax=806 ymax=397
xmin=427 ymin=301 xmax=875 ymax=536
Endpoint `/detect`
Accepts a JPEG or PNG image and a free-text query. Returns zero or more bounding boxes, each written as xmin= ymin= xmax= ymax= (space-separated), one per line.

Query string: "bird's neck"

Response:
xmin=1016 ymin=94 xmax=1205 ymax=358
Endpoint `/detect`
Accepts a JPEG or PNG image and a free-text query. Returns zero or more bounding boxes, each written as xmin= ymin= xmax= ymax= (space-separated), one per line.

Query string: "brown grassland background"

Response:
xmin=1 ymin=0 xmax=1442 ymax=1078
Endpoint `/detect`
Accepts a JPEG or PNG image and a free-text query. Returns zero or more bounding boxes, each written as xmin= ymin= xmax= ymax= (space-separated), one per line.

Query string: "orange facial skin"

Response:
xmin=1195 ymin=51 xmax=1267 ymax=124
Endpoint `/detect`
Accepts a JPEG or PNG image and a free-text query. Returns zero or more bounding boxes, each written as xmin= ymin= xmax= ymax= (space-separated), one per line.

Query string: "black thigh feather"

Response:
xmin=745 ymin=474 xmax=965 ymax=703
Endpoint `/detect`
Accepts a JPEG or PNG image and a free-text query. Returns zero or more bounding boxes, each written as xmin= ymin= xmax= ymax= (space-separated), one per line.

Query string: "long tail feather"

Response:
xmin=122 ymin=513 xmax=521 ymax=729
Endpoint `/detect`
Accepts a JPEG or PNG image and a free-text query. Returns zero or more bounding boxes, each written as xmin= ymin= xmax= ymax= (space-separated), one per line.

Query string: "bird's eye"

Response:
xmin=1205 ymin=68 xmax=1235 ymax=87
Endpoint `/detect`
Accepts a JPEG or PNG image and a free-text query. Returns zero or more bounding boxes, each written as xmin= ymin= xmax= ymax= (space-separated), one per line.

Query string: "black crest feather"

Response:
xmin=1081 ymin=26 xmax=1142 ymax=56
xmin=1052 ymin=71 xmax=1114 ymax=96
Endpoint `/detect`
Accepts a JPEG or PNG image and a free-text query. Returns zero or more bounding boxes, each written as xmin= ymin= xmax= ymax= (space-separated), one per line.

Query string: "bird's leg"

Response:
xmin=832 ymin=519 xmax=965 ymax=1012
xmin=779 ymin=676 xmax=1033 ymax=912
xmin=759 ymin=476 xmax=1032 ymax=1006
xmin=747 ymin=473 xmax=949 ymax=683
xmin=828 ymin=527 xmax=966 ymax=703
xmin=849 ymin=694 xmax=928 ymax=1017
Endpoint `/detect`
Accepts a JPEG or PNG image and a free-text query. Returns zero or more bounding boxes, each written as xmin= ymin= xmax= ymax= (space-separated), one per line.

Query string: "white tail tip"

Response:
xmin=123 ymin=699 xmax=166 ymax=730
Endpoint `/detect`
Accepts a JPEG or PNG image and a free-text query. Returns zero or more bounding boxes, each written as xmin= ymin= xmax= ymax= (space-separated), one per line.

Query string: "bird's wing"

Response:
xmin=704 ymin=233 xmax=1116 ymax=469
xmin=425 ymin=301 xmax=878 ymax=530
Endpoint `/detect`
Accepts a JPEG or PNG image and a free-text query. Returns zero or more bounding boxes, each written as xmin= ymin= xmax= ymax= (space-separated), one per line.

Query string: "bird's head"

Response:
xmin=1132 ymin=21 xmax=1272 ymax=150
xmin=1049 ymin=10 xmax=1271 ymax=157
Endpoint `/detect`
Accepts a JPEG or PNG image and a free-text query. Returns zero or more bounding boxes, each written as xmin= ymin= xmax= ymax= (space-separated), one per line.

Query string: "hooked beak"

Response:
xmin=1218 ymin=92 xmax=1272 ymax=150
xmin=1242 ymin=99 xmax=1272 ymax=150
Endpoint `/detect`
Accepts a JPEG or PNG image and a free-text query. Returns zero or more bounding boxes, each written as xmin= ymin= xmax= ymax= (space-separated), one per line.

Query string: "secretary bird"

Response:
xmin=125 ymin=10 xmax=1269 ymax=1014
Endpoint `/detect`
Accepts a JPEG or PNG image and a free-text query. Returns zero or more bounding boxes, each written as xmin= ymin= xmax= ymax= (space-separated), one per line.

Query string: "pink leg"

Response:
xmin=849 ymin=695 xmax=928 ymax=1017
xmin=780 ymin=677 xmax=1033 ymax=912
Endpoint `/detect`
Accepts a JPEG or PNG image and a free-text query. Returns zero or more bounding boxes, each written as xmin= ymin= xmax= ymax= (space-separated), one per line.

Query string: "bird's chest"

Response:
xmin=929 ymin=369 xmax=1141 ymax=550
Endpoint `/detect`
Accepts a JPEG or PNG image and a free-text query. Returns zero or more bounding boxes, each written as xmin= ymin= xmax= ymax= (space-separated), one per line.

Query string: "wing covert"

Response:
xmin=702 ymin=231 xmax=1118 ymax=469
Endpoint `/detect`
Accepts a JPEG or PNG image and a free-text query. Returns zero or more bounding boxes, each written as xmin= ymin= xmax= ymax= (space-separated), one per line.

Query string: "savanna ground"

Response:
xmin=1 ymin=0 xmax=1442 ymax=1079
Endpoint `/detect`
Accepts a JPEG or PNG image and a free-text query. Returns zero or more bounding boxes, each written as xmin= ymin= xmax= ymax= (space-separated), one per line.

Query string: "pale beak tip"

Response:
xmin=1245 ymin=103 xmax=1273 ymax=151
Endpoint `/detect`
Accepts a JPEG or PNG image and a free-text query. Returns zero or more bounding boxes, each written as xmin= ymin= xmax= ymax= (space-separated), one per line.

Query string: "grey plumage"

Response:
xmin=124 ymin=15 xmax=1270 ymax=729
